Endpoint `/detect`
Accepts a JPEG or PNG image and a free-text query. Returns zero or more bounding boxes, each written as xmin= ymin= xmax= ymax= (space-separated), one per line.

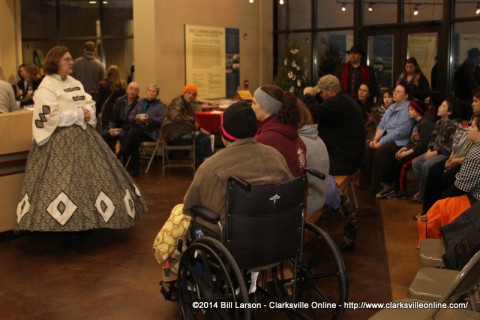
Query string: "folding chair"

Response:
xmin=161 ymin=122 xmax=196 ymax=176
xmin=369 ymin=251 xmax=480 ymax=319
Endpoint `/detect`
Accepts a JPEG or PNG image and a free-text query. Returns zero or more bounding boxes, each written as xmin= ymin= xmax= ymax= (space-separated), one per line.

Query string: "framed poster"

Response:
xmin=185 ymin=25 xmax=239 ymax=99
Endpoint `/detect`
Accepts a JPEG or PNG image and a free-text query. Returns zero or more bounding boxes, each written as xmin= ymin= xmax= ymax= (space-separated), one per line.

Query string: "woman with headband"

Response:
xmin=252 ymin=85 xmax=307 ymax=177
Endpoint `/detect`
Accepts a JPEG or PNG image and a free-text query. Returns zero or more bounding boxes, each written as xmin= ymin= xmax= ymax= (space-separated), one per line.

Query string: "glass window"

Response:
xmin=276 ymin=33 xmax=312 ymax=81
xmin=21 ymin=1 xmax=56 ymax=39
xmin=58 ymin=1 xmax=98 ymax=37
xmin=316 ymin=31 xmax=353 ymax=79
xmin=451 ymin=21 xmax=480 ymax=119
xmin=407 ymin=33 xmax=438 ymax=86
xmin=289 ymin=0 xmax=311 ymax=30
xmin=455 ymin=0 xmax=480 ymax=19
xmin=20 ymin=0 xmax=133 ymax=81
xmin=404 ymin=0 xmax=443 ymax=23
xmin=363 ymin=0 xmax=397 ymax=25
xmin=367 ymin=35 xmax=394 ymax=90
xmin=103 ymin=1 xmax=134 ymax=37
xmin=317 ymin=0 xmax=353 ymax=28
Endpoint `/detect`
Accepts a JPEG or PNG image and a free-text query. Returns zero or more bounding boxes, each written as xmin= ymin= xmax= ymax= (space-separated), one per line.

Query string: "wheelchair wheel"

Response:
xmin=177 ymin=236 xmax=250 ymax=320
xmin=273 ymin=222 xmax=348 ymax=320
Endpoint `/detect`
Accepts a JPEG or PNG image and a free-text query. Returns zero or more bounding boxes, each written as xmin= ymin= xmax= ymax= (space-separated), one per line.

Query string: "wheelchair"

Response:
xmin=164 ymin=169 xmax=348 ymax=320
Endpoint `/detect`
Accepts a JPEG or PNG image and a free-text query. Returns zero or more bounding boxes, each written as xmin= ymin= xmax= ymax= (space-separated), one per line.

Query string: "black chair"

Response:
xmin=175 ymin=169 xmax=348 ymax=320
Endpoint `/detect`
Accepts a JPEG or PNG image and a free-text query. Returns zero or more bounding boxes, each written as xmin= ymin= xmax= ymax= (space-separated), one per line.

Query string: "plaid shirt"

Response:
xmin=455 ymin=142 xmax=480 ymax=200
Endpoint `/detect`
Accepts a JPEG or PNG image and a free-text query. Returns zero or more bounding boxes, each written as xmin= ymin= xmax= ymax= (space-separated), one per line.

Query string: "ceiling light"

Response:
xmin=279 ymin=0 xmax=284 ymax=5
xmin=88 ymin=1 xmax=96 ymax=4
xmin=368 ymin=3 xmax=374 ymax=12
xmin=249 ymin=0 xmax=254 ymax=3
xmin=476 ymin=3 xmax=480 ymax=15
xmin=413 ymin=4 xmax=419 ymax=15
xmin=341 ymin=3 xmax=347 ymax=11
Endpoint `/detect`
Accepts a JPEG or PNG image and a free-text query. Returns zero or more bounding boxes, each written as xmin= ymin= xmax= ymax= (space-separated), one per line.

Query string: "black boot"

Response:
xmin=340 ymin=194 xmax=358 ymax=251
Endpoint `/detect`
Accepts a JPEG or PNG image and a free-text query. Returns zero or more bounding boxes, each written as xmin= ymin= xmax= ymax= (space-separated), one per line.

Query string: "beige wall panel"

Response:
xmin=133 ymin=0 xmax=273 ymax=104
xmin=0 ymin=111 xmax=32 ymax=155
xmin=0 ymin=0 xmax=20 ymax=84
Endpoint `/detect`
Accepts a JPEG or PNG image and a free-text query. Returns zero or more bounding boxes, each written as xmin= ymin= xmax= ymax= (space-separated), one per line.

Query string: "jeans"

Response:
xmin=412 ymin=154 xmax=448 ymax=198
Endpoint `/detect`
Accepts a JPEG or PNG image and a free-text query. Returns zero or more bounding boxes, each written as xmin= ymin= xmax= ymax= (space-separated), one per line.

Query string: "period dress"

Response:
xmin=15 ymin=74 xmax=147 ymax=231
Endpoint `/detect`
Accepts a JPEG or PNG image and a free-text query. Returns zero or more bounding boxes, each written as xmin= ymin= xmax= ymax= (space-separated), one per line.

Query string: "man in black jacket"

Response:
xmin=303 ymin=74 xmax=366 ymax=250
xmin=101 ymin=81 xmax=140 ymax=153
xmin=303 ymin=74 xmax=366 ymax=176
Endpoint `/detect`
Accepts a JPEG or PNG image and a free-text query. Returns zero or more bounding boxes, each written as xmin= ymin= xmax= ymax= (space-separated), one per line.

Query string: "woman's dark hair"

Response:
xmin=358 ymin=82 xmax=376 ymax=116
xmin=472 ymin=113 xmax=480 ymax=126
xmin=404 ymin=57 xmax=424 ymax=76
xmin=42 ymin=46 xmax=70 ymax=75
xmin=473 ymin=86 xmax=480 ymax=101
xmin=17 ymin=64 xmax=27 ymax=79
xmin=261 ymin=84 xmax=300 ymax=125
xmin=296 ymin=98 xmax=314 ymax=128
xmin=383 ymin=88 xmax=393 ymax=98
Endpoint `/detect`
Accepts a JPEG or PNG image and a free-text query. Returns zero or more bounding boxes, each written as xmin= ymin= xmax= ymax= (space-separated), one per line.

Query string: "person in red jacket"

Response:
xmin=252 ymin=84 xmax=307 ymax=177
xmin=335 ymin=45 xmax=379 ymax=101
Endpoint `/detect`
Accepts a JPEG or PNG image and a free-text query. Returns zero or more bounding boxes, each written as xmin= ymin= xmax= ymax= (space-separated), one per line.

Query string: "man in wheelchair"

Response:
xmin=153 ymin=101 xmax=293 ymax=297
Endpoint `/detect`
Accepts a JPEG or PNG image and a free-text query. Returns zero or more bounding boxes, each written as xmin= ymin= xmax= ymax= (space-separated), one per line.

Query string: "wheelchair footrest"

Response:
xmin=160 ymin=280 xmax=178 ymax=301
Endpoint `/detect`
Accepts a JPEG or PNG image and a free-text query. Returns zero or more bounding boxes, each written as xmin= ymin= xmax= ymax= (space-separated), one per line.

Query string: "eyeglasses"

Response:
xmin=62 ymin=57 xmax=73 ymax=62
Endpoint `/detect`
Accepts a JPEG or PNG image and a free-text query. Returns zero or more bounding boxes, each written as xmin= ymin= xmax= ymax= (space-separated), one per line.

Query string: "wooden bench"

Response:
xmin=305 ymin=174 xmax=358 ymax=224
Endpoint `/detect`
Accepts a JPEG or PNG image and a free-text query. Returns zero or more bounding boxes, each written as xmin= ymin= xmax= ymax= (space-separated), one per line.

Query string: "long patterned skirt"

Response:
xmin=15 ymin=125 xmax=147 ymax=231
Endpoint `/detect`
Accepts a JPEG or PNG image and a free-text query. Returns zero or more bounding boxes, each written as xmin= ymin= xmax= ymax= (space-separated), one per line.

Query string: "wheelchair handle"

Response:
xmin=305 ymin=168 xmax=326 ymax=180
xmin=229 ymin=176 xmax=251 ymax=191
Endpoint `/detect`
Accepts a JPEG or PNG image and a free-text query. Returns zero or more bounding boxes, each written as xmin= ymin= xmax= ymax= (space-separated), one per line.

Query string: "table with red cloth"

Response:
xmin=194 ymin=111 xmax=223 ymax=134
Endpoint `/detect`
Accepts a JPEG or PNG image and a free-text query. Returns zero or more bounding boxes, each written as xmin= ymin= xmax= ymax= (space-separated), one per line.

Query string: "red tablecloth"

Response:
xmin=194 ymin=111 xmax=223 ymax=134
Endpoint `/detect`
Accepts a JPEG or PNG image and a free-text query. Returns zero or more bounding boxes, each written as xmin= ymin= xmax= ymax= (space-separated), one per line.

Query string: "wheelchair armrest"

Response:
xmin=305 ymin=168 xmax=326 ymax=180
xmin=190 ymin=206 xmax=221 ymax=223
xmin=228 ymin=176 xmax=251 ymax=191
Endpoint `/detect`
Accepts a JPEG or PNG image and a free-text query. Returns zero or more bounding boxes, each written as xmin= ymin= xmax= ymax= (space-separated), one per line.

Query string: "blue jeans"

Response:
xmin=412 ymin=154 xmax=448 ymax=197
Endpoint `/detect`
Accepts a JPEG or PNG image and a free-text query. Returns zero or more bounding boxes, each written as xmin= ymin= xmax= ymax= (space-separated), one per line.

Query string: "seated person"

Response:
xmin=417 ymin=113 xmax=480 ymax=246
xmin=420 ymin=89 xmax=480 ymax=215
xmin=118 ymin=83 xmax=165 ymax=176
xmin=163 ymin=84 xmax=213 ymax=165
xmin=411 ymin=98 xmax=458 ymax=202
xmin=101 ymin=81 xmax=140 ymax=152
xmin=296 ymin=99 xmax=329 ymax=214
xmin=378 ymin=101 xmax=434 ymax=199
xmin=153 ymin=101 xmax=293 ymax=281
xmin=252 ymin=84 xmax=307 ymax=177
xmin=0 ymin=78 xmax=18 ymax=113
xmin=296 ymin=99 xmax=358 ymax=250
xmin=356 ymin=82 xmax=379 ymax=141
xmin=361 ymin=83 xmax=414 ymax=194
xmin=303 ymin=74 xmax=366 ymax=176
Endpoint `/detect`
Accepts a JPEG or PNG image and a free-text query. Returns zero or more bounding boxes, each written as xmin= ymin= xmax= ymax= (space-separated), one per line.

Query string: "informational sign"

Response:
xmin=408 ymin=33 xmax=437 ymax=85
xmin=185 ymin=25 xmax=239 ymax=99
xmin=225 ymin=28 xmax=240 ymax=98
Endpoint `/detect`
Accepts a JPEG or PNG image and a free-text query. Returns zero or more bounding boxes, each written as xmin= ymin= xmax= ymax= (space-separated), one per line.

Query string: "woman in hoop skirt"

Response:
xmin=15 ymin=46 xmax=147 ymax=232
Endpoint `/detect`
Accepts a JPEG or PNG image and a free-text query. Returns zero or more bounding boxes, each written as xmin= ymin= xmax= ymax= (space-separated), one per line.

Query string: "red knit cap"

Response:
xmin=409 ymin=101 xmax=425 ymax=116
xmin=182 ymin=84 xmax=198 ymax=97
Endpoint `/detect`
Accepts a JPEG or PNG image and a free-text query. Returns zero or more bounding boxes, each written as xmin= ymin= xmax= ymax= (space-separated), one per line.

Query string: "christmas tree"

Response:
xmin=274 ymin=41 xmax=309 ymax=97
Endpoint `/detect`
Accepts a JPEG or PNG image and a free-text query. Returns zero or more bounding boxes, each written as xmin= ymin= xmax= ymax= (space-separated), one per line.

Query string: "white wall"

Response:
xmin=0 ymin=0 xmax=21 ymax=84
xmin=133 ymin=0 xmax=273 ymax=103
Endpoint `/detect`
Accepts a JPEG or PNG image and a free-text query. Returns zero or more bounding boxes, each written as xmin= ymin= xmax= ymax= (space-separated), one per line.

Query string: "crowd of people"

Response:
xmin=2 ymin=41 xmax=480 ymax=269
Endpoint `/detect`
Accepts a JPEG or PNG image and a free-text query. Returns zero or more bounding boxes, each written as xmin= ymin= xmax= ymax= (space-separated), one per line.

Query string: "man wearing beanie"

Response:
xmin=163 ymin=84 xmax=212 ymax=165
xmin=379 ymin=101 xmax=434 ymax=199
xmin=182 ymin=101 xmax=293 ymax=224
